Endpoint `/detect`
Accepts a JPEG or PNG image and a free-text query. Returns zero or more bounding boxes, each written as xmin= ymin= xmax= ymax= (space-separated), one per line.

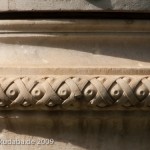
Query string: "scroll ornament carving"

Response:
xmin=0 ymin=76 xmax=150 ymax=109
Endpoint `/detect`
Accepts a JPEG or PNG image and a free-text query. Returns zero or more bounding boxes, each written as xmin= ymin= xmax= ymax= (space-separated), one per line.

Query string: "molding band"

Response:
xmin=0 ymin=76 xmax=150 ymax=110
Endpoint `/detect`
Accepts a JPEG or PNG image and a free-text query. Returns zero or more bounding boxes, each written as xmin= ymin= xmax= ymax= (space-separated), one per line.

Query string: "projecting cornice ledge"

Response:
xmin=0 ymin=19 xmax=149 ymax=111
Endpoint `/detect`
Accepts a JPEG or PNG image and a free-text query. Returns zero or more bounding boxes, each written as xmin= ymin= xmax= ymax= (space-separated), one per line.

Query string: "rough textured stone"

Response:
xmin=0 ymin=0 xmax=150 ymax=11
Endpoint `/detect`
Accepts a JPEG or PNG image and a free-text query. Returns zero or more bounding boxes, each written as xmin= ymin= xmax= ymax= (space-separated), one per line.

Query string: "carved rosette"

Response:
xmin=0 ymin=76 xmax=149 ymax=110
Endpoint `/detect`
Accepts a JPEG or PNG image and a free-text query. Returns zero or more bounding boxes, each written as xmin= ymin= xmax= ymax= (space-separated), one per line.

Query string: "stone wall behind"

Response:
xmin=0 ymin=0 xmax=150 ymax=11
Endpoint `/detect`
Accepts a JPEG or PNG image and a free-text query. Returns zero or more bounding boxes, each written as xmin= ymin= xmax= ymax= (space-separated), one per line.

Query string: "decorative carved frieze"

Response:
xmin=0 ymin=76 xmax=149 ymax=110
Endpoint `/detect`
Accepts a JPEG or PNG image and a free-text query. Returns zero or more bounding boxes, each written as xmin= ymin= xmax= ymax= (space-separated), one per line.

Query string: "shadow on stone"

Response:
xmin=0 ymin=34 xmax=149 ymax=63
xmin=0 ymin=111 xmax=150 ymax=150
xmin=87 ymin=0 xmax=112 ymax=10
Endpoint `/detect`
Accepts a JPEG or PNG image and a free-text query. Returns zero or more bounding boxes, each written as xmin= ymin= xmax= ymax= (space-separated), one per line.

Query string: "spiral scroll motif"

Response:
xmin=0 ymin=76 xmax=150 ymax=109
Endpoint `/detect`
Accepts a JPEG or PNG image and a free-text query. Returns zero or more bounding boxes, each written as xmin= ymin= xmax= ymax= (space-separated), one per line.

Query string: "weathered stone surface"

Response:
xmin=0 ymin=111 xmax=150 ymax=150
xmin=0 ymin=0 xmax=150 ymax=11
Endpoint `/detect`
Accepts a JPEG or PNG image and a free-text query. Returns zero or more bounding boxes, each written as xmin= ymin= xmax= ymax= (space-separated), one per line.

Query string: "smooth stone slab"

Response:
xmin=0 ymin=33 xmax=149 ymax=67
xmin=0 ymin=0 xmax=150 ymax=11
xmin=0 ymin=19 xmax=149 ymax=75
xmin=0 ymin=33 xmax=149 ymax=76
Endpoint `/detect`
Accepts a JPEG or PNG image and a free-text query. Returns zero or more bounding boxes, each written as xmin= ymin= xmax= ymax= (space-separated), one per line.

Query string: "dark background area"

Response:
xmin=0 ymin=11 xmax=149 ymax=20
